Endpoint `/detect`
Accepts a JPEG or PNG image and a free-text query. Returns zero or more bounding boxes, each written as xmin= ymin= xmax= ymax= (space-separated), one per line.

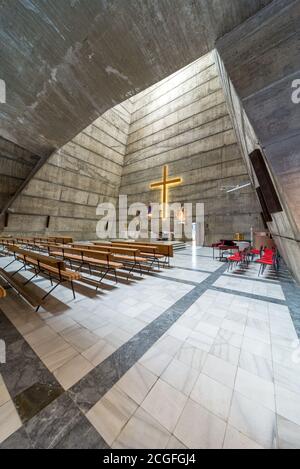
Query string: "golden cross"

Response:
xmin=150 ymin=165 xmax=182 ymax=219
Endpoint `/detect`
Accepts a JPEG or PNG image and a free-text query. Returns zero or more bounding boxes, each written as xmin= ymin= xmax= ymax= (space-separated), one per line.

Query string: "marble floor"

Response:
xmin=0 ymin=246 xmax=300 ymax=449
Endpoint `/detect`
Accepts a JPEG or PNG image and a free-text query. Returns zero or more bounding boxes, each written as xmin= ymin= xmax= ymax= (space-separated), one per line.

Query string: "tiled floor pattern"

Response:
xmin=0 ymin=246 xmax=300 ymax=448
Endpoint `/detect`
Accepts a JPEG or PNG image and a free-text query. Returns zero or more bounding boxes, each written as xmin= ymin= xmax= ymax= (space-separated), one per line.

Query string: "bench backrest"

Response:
xmin=112 ymin=241 xmax=173 ymax=257
xmin=112 ymin=242 xmax=158 ymax=255
xmin=50 ymin=246 xmax=113 ymax=263
xmin=17 ymin=248 xmax=66 ymax=270
xmin=6 ymin=245 xmax=21 ymax=254
xmin=78 ymin=244 xmax=140 ymax=257
xmin=0 ymin=239 xmax=16 ymax=246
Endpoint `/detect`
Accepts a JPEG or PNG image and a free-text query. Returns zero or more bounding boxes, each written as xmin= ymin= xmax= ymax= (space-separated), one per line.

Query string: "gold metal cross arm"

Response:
xmin=150 ymin=165 xmax=182 ymax=218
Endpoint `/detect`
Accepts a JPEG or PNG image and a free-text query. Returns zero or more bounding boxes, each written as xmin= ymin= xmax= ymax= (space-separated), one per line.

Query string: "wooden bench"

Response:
xmin=0 ymin=238 xmax=17 ymax=254
xmin=0 ymin=269 xmax=40 ymax=308
xmin=110 ymin=242 xmax=165 ymax=268
xmin=48 ymin=246 xmax=123 ymax=287
xmin=112 ymin=241 xmax=173 ymax=266
xmin=1 ymin=247 xmax=81 ymax=311
xmin=72 ymin=244 xmax=152 ymax=277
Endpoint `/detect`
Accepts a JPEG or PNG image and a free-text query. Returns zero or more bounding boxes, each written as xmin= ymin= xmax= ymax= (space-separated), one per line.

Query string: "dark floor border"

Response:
xmin=277 ymin=268 xmax=300 ymax=338
xmin=210 ymin=286 xmax=287 ymax=306
xmin=0 ymin=310 xmax=108 ymax=449
xmin=68 ymin=263 xmax=229 ymax=413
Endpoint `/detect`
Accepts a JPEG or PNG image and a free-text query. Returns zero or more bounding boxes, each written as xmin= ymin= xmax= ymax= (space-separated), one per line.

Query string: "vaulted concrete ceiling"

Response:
xmin=0 ymin=0 xmax=272 ymax=157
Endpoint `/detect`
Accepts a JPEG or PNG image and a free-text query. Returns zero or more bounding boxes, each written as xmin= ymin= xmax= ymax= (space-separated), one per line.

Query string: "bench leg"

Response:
xmin=36 ymin=279 xmax=63 ymax=311
xmin=4 ymin=258 xmax=18 ymax=270
xmin=23 ymin=269 xmax=41 ymax=286
xmin=126 ymin=263 xmax=137 ymax=282
xmin=70 ymin=280 xmax=76 ymax=300
xmin=137 ymin=262 xmax=143 ymax=277
xmin=11 ymin=263 xmax=26 ymax=277
xmin=111 ymin=268 xmax=118 ymax=284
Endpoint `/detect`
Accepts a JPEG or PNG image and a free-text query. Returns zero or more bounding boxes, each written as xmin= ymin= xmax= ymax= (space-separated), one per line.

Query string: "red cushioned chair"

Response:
xmin=227 ymin=249 xmax=249 ymax=271
xmin=255 ymin=248 xmax=279 ymax=276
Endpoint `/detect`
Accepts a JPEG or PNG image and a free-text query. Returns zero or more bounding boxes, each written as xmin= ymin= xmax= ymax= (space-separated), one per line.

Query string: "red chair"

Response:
xmin=256 ymin=249 xmax=278 ymax=276
xmin=227 ymin=249 xmax=248 ymax=271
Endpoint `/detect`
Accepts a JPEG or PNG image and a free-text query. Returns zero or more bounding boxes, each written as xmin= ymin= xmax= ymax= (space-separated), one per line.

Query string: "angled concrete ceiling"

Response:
xmin=0 ymin=0 xmax=272 ymax=157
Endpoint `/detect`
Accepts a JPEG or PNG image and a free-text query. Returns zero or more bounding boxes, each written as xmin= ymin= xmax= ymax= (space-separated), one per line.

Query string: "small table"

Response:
xmin=215 ymin=245 xmax=239 ymax=261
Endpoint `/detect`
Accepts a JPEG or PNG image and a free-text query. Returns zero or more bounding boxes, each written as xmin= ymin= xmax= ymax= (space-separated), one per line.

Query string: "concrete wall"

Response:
xmin=216 ymin=0 xmax=300 ymax=282
xmin=0 ymin=51 xmax=266 ymax=245
xmin=1 ymin=103 xmax=131 ymax=240
xmin=120 ymin=52 xmax=263 ymax=244
xmin=0 ymin=137 xmax=40 ymax=216
xmin=0 ymin=0 xmax=272 ymax=157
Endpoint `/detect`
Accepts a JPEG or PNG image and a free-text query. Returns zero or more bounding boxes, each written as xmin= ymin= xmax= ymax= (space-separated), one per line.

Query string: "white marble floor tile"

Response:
xmin=214 ymin=328 xmax=243 ymax=349
xmin=166 ymin=435 xmax=187 ymax=449
xmin=225 ymin=311 xmax=247 ymax=325
xmin=223 ymin=425 xmax=264 ymax=449
xmin=156 ymin=335 xmax=184 ymax=356
xmin=112 ymin=407 xmax=171 ymax=449
xmin=277 ymin=415 xmax=300 ymax=449
xmin=229 ymin=392 xmax=277 ymax=449
xmin=195 ymin=321 xmax=219 ymax=339
xmin=24 ymin=325 xmax=58 ymax=347
xmin=161 ymin=358 xmax=199 ymax=396
xmin=53 ymin=354 xmax=93 ymax=390
xmin=82 ymin=340 xmax=116 ymax=366
xmin=139 ymin=347 xmax=173 ymax=376
xmin=239 ymin=350 xmax=273 ymax=383
xmin=242 ymin=336 xmax=272 ymax=361
xmin=190 ymin=373 xmax=233 ymax=421
xmin=174 ymin=399 xmax=226 ymax=449
xmin=105 ymin=328 xmax=132 ymax=349
xmin=271 ymin=332 xmax=298 ymax=351
xmin=221 ymin=319 xmax=245 ymax=336
xmin=117 ymin=364 xmax=157 ymax=405
xmin=141 ymin=379 xmax=187 ymax=432
xmin=0 ymin=375 xmax=10 ymax=408
xmin=275 ymin=385 xmax=300 ymax=427
xmin=210 ymin=343 xmax=240 ymax=367
xmin=244 ymin=326 xmax=270 ymax=345
xmin=168 ymin=324 xmax=191 ymax=341
xmin=41 ymin=345 xmax=78 ymax=372
xmin=185 ymin=331 xmax=214 ymax=353
xmin=65 ymin=327 xmax=104 ymax=353
xmin=86 ymin=386 xmax=138 ymax=446
xmin=202 ymin=354 xmax=237 ymax=389
xmin=235 ymin=368 xmax=275 ymax=412
xmin=31 ymin=335 xmax=70 ymax=359
xmin=273 ymin=361 xmax=300 ymax=395
xmin=0 ymin=401 xmax=22 ymax=444
xmin=272 ymin=344 xmax=298 ymax=368
xmin=175 ymin=343 xmax=207 ymax=372
xmin=46 ymin=316 xmax=77 ymax=333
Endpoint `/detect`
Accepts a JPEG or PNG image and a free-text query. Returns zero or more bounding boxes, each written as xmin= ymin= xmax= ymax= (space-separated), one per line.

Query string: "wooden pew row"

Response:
xmin=0 ymin=245 xmax=81 ymax=311
xmin=0 ymin=238 xmax=16 ymax=255
xmin=71 ymin=244 xmax=153 ymax=275
xmin=48 ymin=246 xmax=124 ymax=285
xmin=5 ymin=241 xmax=126 ymax=287
xmin=15 ymin=236 xmax=73 ymax=246
xmin=92 ymin=240 xmax=172 ymax=266
xmin=110 ymin=242 xmax=166 ymax=267
xmin=112 ymin=241 xmax=174 ymax=266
